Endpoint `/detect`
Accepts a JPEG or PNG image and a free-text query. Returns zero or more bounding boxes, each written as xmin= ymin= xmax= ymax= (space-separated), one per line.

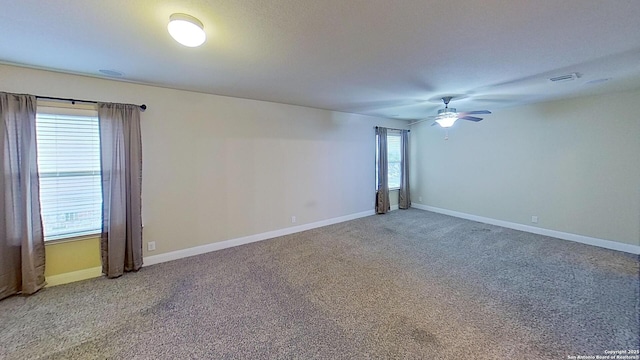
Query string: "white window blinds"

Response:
xmin=375 ymin=131 xmax=402 ymax=190
xmin=35 ymin=107 xmax=102 ymax=241
xmin=387 ymin=132 xmax=402 ymax=189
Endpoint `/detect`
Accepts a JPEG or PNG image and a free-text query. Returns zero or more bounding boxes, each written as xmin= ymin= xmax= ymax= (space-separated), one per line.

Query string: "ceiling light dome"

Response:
xmin=168 ymin=13 xmax=206 ymax=47
xmin=435 ymin=113 xmax=458 ymax=128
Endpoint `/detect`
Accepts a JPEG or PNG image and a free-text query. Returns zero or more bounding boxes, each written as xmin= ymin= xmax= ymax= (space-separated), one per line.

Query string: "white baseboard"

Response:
xmin=46 ymin=266 xmax=102 ymax=287
xmin=411 ymin=204 xmax=640 ymax=254
xmin=144 ymin=209 xmax=376 ymax=266
xmin=52 ymin=204 xmax=635 ymax=283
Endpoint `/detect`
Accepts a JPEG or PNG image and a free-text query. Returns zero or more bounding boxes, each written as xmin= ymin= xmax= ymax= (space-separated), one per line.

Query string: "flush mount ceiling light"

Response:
xmin=168 ymin=13 xmax=206 ymax=47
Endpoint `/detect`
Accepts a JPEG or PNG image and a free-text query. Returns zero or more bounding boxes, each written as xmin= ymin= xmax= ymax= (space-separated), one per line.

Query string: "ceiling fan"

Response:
xmin=409 ymin=96 xmax=491 ymax=127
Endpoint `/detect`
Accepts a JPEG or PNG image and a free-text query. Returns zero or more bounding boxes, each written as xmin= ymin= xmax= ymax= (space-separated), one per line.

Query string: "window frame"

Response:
xmin=375 ymin=130 xmax=403 ymax=191
xmin=386 ymin=131 xmax=402 ymax=190
xmin=35 ymin=102 xmax=103 ymax=243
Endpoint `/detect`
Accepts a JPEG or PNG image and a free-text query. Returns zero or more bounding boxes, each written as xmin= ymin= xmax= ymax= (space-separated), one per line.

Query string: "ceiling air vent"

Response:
xmin=549 ymin=73 xmax=580 ymax=83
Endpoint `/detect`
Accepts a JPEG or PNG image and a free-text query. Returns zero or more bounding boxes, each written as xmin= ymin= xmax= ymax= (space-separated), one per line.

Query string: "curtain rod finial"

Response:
xmin=140 ymin=104 xmax=147 ymax=111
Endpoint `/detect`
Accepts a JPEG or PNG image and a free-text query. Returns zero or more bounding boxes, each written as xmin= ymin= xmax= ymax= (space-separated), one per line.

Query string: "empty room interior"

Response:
xmin=1 ymin=1 xmax=639 ymax=359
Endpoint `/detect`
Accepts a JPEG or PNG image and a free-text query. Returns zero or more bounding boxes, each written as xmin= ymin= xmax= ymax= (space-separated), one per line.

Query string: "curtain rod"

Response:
xmin=375 ymin=126 xmax=410 ymax=132
xmin=36 ymin=96 xmax=147 ymax=111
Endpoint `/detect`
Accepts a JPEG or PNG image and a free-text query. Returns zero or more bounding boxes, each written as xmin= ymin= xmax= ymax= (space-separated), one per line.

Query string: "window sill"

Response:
xmin=44 ymin=233 xmax=101 ymax=245
xmin=389 ymin=187 xmax=400 ymax=191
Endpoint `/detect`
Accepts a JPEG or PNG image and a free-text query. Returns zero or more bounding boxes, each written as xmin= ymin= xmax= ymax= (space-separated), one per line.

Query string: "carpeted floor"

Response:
xmin=1 ymin=209 xmax=638 ymax=359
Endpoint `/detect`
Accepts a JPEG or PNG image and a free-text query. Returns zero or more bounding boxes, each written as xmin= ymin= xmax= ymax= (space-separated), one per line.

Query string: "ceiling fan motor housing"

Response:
xmin=438 ymin=108 xmax=456 ymax=115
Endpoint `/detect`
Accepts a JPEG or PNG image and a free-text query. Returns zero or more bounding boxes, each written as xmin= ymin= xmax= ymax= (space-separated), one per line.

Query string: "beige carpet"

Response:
xmin=1 ymin=209 xmax=638 ymax=359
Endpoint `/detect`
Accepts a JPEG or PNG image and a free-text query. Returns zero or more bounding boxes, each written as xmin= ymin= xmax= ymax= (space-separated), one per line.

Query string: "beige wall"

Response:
xmin=389 ymin=190 xmax=399 ymax=207
xmin=410 ymin=89 xmax=640 ymax=246
xmin=45 ymin=237 xmax=101 ymax=277
xmin=1 ymin=64 xmax=408 ymax=259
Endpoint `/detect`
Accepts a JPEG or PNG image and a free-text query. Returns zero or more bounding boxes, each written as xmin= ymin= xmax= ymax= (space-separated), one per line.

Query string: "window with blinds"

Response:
xmin=35 ymin=107 xmax=102 ymax=241
xmin=386 ymin=133 xmax=402 ymax=189
xmin=375 ymin=131 xmax=402 ymax=190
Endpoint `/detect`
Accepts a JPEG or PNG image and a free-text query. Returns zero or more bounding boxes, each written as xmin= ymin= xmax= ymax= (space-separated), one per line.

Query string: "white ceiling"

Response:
xmin=1 ymin=0 xmax=639 ymax=120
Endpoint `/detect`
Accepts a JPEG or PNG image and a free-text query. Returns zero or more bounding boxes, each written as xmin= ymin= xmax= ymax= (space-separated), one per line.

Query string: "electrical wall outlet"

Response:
xmin=291 ymin=216 xmax=296 ymax=223
xmin=147 ymin=241 xmax=156 ymax=251
xmin=418 ymin=196 xmax=423 ymax=202
xmin=531 ymin=216 xmax=538 ymax=224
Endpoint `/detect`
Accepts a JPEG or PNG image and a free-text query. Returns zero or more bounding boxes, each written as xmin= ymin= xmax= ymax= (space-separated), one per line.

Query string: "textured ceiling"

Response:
xmin=1 ymin=0 xmax=639 ymax=120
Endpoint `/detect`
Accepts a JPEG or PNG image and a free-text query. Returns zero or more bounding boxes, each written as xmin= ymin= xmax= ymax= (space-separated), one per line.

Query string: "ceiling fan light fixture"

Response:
xmin=435 ymin=113 xmax=458 ymax=128
xmin=168 ymin=13 xmax=206 ymax=47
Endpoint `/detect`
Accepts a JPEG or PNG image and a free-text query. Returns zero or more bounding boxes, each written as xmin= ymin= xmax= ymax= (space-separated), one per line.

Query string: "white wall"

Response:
xmin=0 ymin=64 xmax=408 ymax=255
xmin=410 ymin=89 xmax=640 ymax=246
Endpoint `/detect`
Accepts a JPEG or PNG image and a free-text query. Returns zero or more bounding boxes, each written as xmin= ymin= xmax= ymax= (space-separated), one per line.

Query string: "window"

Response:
xmin=35 ymin=106 xmax=102 ymax=241
xmin=376 ymin=131 xmax=402 ymax=190
xmin=386 ymin=133 xmax=401 ymax=189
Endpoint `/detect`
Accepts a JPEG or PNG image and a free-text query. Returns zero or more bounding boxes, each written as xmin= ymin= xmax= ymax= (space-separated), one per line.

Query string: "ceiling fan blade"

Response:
xmin=407 ymin=116 xmax=438 ymax=126
xmin=459 ymin=116 xmax=483 ymax=122
xmin=459 ymin=110 xmax=491 ymax=116
xmin=430 ymin=122 xmax=438 ymax=126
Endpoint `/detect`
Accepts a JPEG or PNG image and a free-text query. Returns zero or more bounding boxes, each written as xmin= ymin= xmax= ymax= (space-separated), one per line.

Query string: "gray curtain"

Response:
xmin=98 ymin=103 xmax=143 ymax=278
xmin=398 ymin=129 xmax=411 ymax=209
xmin=375 ymin=127 xmax=390 ymax=214
xmin=0 ymin=92 xmax=46 ymax=300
